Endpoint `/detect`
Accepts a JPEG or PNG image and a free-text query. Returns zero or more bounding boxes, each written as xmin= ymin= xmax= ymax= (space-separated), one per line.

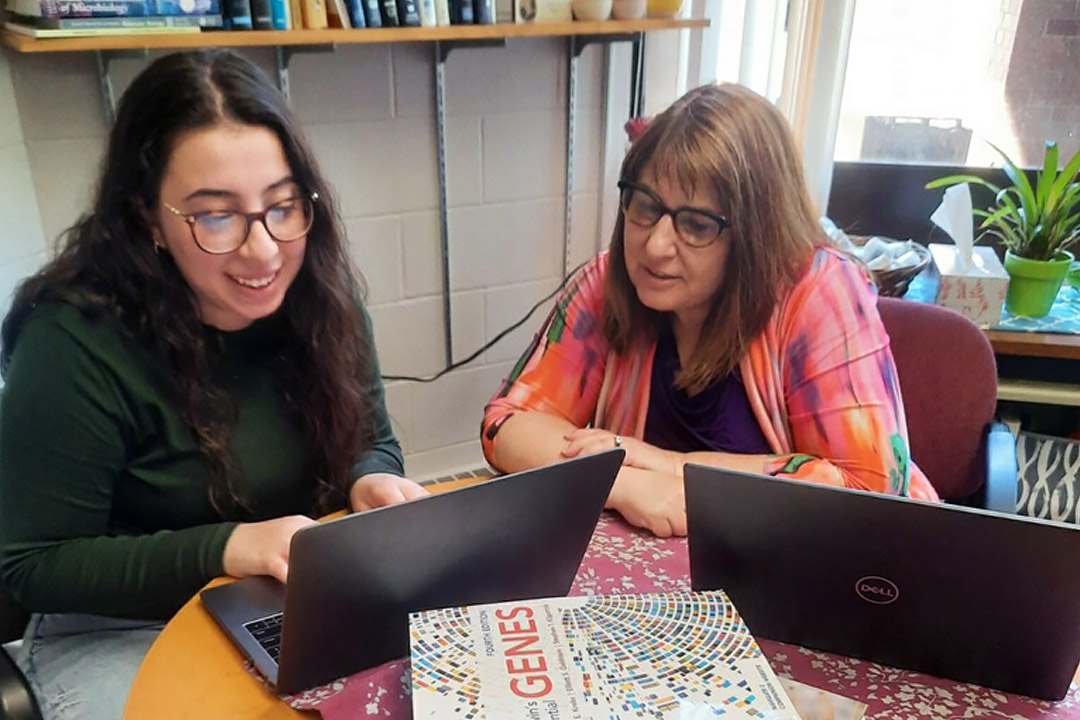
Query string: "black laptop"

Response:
xmin=201 ymin=450 xmax=622 ymax=694
xmin=684 ymin=465 xmax=1080 ymax=701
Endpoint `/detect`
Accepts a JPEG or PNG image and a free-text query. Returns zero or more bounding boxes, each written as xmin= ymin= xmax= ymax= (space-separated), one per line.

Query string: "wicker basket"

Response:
xmin=851 ymin=237 xmax=932 ymax=297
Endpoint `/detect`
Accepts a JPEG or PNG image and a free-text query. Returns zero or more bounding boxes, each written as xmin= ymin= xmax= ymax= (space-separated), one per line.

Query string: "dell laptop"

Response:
xmin=684 ymin=466 xmax=1080 ymax=701
xmin=202 ymin=449 xmax=623 ymax=694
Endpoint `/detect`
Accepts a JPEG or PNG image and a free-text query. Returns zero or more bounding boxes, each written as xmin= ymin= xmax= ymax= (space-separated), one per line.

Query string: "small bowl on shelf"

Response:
xmin=572 ymin=0 xmax=612 ymax=20
xmin=645 ymin=0 xmax=682 ymax=17
xmin=612 ymin=0 xmax=645 ymax=19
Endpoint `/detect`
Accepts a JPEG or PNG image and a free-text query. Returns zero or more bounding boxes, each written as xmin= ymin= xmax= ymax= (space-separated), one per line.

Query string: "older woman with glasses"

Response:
xmin=481 ymin=83 xmax=938 ymax=539
xmin=0 ymin=49 xmax=426 ymax=720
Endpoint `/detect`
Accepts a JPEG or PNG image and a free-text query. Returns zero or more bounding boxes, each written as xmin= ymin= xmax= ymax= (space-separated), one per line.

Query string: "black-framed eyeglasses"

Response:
xmin=161 ymin=192 xmax=319 ymax=255
xmin=617 ymin=180 xmax=729 ymax=248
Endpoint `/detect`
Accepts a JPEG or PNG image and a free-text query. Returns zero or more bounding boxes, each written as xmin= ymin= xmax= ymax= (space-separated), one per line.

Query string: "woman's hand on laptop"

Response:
xmin=223 ymin=515 xmax=317 ymax=584
xmin=605 ymin=466 xmax=687 ymax=538
xmin=350 ymin=473 xmax=429 ymax=512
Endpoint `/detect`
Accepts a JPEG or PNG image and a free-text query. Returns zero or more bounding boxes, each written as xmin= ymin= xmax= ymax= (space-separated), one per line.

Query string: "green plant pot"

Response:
xmin=1003 ymin=250 xmax=1074 ymax=318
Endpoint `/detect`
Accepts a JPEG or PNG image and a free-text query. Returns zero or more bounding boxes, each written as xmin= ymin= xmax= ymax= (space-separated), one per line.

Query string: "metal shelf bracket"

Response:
xmin=572 ymin=31 xmax=646 ymax=117
xmin=95 ymin=49 xmax=147 ymax=126
xmin=432 ymin=37 xmax=506 ymax=366
xmin=436 ymin=38 xmax=506 ymax=64
xmin=93 ymin=43 xmax=341 ymax=123
xmin=563 ymin=31 xmax=642 ymax=276
xmin=431 ymin=31 xmax=643 ymax=368
xmin=274 ymin=44 xmax=336 ymax=102
xmin=570 ymin=31 xmax=639 ymax=57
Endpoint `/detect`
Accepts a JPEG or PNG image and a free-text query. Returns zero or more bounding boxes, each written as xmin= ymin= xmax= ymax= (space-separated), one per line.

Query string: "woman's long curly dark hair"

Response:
xmin=0 ymin=49 xmax=375 ymax=517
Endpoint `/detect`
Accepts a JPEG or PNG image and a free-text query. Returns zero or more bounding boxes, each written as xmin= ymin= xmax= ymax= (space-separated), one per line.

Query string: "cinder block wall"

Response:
xmin=0 ymin=50 xmax=47 ymax=325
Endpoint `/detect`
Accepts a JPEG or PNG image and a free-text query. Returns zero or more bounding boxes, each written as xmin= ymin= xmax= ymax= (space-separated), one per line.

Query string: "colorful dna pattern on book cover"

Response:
xmin=410 ymin=590 xmax=798 ymax=719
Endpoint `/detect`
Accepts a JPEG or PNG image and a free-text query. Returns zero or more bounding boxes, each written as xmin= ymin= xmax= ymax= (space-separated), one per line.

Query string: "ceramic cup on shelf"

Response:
xmin=611 ymin=0 xmax=645 ymax=19
xmin=572 ymin=0 xmax=613 ymax=20
xmin=645 ymin=0 xmax=681 ymax=17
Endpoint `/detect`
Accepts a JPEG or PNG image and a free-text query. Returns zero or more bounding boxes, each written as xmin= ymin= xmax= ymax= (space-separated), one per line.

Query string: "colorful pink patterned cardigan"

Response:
xmin=482 ymin=248 xmax=939 ymax=501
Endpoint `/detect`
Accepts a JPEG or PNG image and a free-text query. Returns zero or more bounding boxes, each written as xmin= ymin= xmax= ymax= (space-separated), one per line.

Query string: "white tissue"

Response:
xmin=929 ymin=183 xmax=975 ymax=271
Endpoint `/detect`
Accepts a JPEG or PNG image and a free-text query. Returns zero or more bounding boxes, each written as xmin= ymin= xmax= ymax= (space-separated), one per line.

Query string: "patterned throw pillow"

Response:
xmin=1015 ymin=431 xmax=1080 ymax=524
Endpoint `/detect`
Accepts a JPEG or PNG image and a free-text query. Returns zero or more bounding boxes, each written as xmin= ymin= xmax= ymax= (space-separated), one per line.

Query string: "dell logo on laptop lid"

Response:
xmin=855 ymin=576 xmax=900 ymax=605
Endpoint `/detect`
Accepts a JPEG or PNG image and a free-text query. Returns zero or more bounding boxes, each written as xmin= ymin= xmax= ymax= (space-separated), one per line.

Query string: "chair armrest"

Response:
xmin=0 ymin=647 xmax=41 ymax=720
xmin=979 ymin=422 xmax=1019 ymax=515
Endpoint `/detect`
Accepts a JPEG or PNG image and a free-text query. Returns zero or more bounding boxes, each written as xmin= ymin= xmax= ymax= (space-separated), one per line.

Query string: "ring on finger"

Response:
xmin=614 ymin=434 xmax=623 ymax=448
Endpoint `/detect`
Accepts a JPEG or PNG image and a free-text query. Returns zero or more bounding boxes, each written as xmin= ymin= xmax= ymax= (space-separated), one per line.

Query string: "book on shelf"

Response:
xmin=448 ymin=0 xmax=470 ymax=23
xmin=7 ymin=0 xmax=219 ymax=17
xmin=357 ymin=0 xmax=378 ymax=26
xmin=222 ymin=0 xmax=250 ymax=28
xmin=377 ymin=0 xmax=397 ymax=26
xmin=153 ymin=0 xmax=216 ymax=12
xmin=342 ymin=0 xmax=364 ymax=27
xmin=268 ymin=0 xmax=287 ymax=28
xmin=472 ymin=0 xmax=491 ymax=23
xmin=415 ymin=0 xmax=433 ymax=26
xmin=410 ymin=590 xmax=801 ymax=719
xmin=394 ymin=0 xmax=418 ymax=25
xmin=323 ymin=0 xmax=348 ymax=27
xmin=286 ymin=0 xmax=300 ymax=27
xmin=6 ymin=10 xmax=220 ymax=24
xmin=4 ymin=17 xmax=201 ymax=32
xmin=299 ymin=0 xmax=326 ymax=28
xmin=248 ymin=0 xmax=271 ymax=28
xmin=431 ymin=0 xmax=447 ymax=25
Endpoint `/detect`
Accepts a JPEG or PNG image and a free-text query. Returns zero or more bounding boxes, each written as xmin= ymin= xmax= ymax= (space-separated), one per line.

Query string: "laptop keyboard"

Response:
xmin=244 ymin=612 xmax=284 ymax=663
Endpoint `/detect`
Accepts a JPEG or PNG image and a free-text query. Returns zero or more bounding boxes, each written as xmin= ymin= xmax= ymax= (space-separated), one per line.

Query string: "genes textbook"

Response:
xmin=410 ymin=590 xmax=799 ymax=719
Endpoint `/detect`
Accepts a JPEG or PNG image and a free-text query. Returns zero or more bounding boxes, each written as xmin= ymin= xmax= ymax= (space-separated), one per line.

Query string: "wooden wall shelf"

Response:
xmin=1 ymin=18 xmax=706 ymax=53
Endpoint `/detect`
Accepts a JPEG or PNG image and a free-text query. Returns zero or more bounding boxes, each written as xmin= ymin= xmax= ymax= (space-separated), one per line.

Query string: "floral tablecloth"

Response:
xmin=278 ymin=513 xmax=1080 ymax=719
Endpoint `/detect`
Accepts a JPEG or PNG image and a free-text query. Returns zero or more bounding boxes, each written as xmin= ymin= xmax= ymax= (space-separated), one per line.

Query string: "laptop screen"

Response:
xmin=684 ymin=465 xmax=1080 ymax=700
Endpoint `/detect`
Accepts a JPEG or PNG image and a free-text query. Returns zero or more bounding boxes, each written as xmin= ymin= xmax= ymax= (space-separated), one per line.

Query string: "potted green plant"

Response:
xmin=926 ymin=141 xmax=1080 ymax=317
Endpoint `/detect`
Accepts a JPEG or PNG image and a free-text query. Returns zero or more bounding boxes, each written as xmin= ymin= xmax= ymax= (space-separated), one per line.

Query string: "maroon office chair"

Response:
xmin=876 ymin=297 xmax=1017 ymax=512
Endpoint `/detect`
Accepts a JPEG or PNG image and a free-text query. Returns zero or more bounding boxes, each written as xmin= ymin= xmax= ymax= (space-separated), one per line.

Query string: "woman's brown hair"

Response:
xmin=604 ymin=82 xmax=830 ymax=393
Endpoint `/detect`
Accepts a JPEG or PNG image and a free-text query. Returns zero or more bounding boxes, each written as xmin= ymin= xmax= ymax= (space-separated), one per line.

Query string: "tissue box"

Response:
xmin=929 ymin=243 xmax=1009 ymax=327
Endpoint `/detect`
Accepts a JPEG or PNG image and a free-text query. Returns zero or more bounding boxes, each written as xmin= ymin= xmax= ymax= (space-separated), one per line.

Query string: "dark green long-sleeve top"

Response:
xmin=0 ymin=303 xmax=404 ymax=620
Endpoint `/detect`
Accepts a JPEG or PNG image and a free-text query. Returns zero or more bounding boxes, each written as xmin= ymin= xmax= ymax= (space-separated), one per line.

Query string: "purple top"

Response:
xmin=643 ymin=329 xmax=771 ymax=455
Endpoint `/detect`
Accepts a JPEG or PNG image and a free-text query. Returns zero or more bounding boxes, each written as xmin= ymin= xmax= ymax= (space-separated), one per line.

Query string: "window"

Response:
xmin=834 ymin=0 xmax=1080 ymax=168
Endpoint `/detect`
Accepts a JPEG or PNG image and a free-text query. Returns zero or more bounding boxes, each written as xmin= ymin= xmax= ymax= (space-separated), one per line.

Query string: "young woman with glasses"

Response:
xmin=0 ymin=50 xmax=426 ymax=720
xmin=482 ymin=83 xmax=938 ymax=539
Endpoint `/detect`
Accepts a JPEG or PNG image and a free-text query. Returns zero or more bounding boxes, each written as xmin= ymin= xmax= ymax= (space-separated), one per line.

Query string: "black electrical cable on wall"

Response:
xmin=382 ymin=260 xmax=586 ymax=383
